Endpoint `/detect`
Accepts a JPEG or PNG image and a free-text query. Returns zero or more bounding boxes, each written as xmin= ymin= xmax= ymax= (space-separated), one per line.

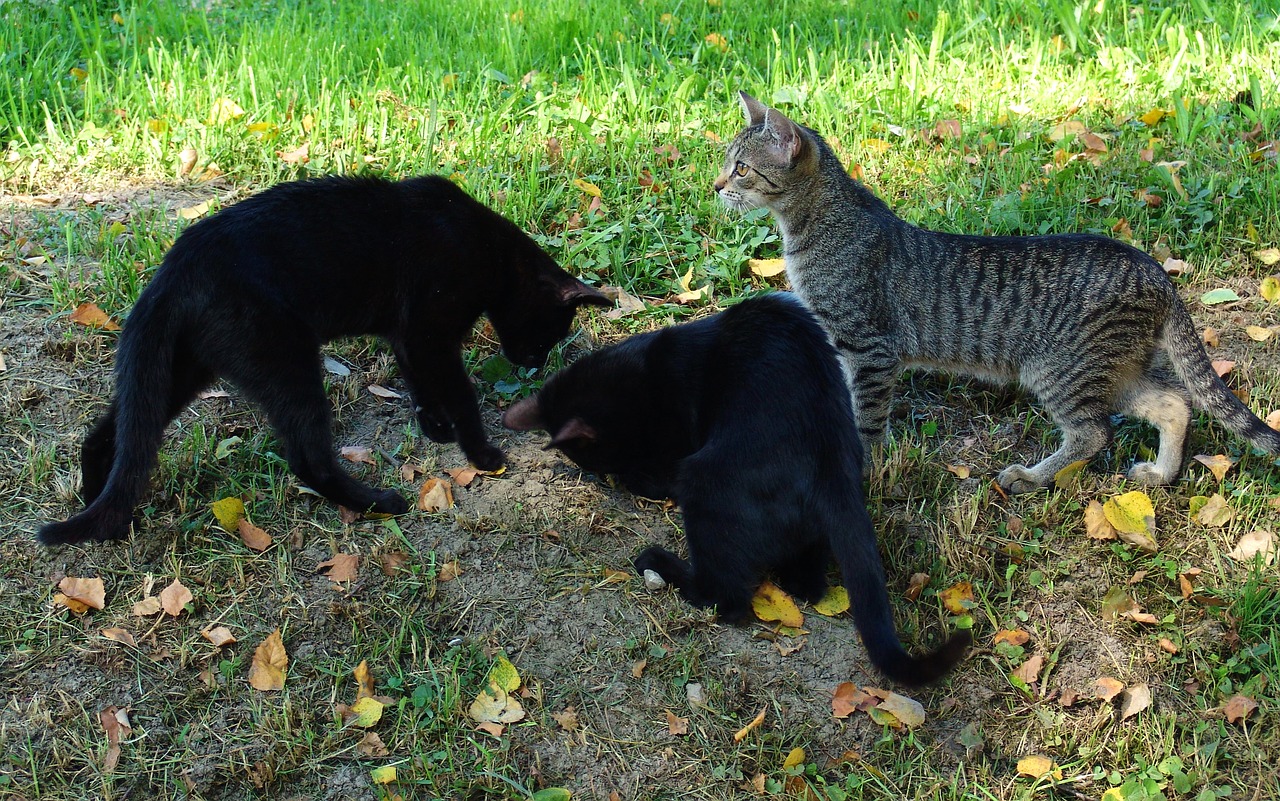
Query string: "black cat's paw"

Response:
xmin=466 ymin=443 xmax=505 ymax=472
xmin=372 ymin=490 xmax=410 ymax=515
xmin=634 ymin=546 xmax=687 ymax=585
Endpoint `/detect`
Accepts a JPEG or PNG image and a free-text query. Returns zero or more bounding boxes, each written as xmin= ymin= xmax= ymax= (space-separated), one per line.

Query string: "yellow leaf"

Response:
xmin=69 ymin=302 xmax=121 ymax=331
xmin=675 ymin=266 xmax=711 ymax=304
xmin=994 ymin=629 xmax=1030 ymax=646
xmin=1016 ymin=755 xmax=1062 ymax=780
xmin=1139 ymin=108 xmax=1166 ymax=126
xmin=862 ymin=138 xmax=892 ymax=154
xmin=572 ymin=178 xmax=602 ymax=197
xmin=1048 ymin=120 xmax=1086 ymax=142
xmin=783 ymin=747 xmax=806 ymax=770
xmin=1102 ymin=789 xmax=1126 ymax=801
xmin=487 ymin=654 xmax=521 ymax=693
xmin=1255 ymin=248 xmax=1280 ymax=266
xmin=875 ymin=692 xmax=925 ymax=728
xmin=945 ymin=464 xmax=971 ymax=479
xmin=208 ymin=97 xmax=245 ymax=125
xmin=348 ymin=696 xmax=384 ymax=728
xmin=177 ymin=201 xmax=210 ymax=220
xmin=732 ymin=706 xmax=766 ymax=741
xmin=751 ymin=581 xmax=804 ymax=627
xmin=704 ymin=32 xmax=728 ymax=52
xmin=1192 ymin=454 xmax=1234 ymax=482
xmin=1102 ymin=491 xmax=1157 ymax=552
xmin=1260 ymin=275 xmax=1280 ymax=303
xmin=369 ymin=765 xmax=396 ymax=784
xmin=248 ymin=629 xmax=288 ymax=691
xmin=938 ymin=581 xmax=974 ymax=615
xmin=211 ymin=496 xmax=245 ymax=531
xmin=146 ymin=118 xmax=168 ymax=134
xmin=1245 ymin=325 xmax=1274 ymax=342
xmin=1053 ymin=459 xmax=1089 ymax=489
xmin=70 ymin=67 xmax=88 ymax=81
xmin=354 ymin=659 xmax=375 ymax=699
xmin=469 ymin=681 xmax=525 ymax=724
xmin=812 ymin=586 xmax=850 ymax=617
xmin=748 ymin=258 xmax=786 ymax=278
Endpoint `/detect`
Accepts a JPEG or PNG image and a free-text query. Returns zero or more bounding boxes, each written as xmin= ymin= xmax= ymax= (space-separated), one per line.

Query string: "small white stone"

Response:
xmin=685 ymin=682 xmax=704 ymax=708
xmin=643 ymin=570 xmax=666 ymax=590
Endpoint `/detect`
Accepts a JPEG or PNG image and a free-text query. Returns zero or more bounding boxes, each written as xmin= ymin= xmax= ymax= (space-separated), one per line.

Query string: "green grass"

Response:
xmin=2 ymin=0 xmax=1279 ymax=799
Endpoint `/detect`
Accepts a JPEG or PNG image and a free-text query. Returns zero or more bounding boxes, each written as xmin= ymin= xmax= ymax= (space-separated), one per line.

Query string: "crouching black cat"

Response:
xmin=39 ymin=175 xmax=609 ymax=546
xmin=503 ymin=293 xmax=969 ymax=685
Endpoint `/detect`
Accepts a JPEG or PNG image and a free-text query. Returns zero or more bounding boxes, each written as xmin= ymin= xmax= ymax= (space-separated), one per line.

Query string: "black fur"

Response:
xmin=39 ymin=175 xmax=609 ymax=546
xmin=503 ymin=294 xmax=969 ymax=685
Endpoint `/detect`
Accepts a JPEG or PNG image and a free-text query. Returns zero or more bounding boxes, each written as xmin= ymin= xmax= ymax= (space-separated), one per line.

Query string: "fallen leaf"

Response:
xmin=101 ymin=628 xmax=136 ymax=647
xmin=1048 ymin=120 xmax=1086 ymax=141
xmin=99 ymin=706 xmax=132 ymax=773
xmin=1013 ymin=654 xmax=1045 ymax=684
xmin=176 ymin=201 xmax=210 ymax=220
xmin=417 ymin=477 xmax=454 ymax=512
xmin=437 ymin=560 xmax=461 ymax=582
xmin=210 ymin=497 xmax=245 ymax=531
xmin=939 ymin=581 xmax=974 ymax=615
xmin=470 ymin=682 xmax=525 ymax=725
xmin=353 ymin=659 xmax=375 ymax=699
xmin=238 ymin=519 xmax=272 ymax=551
xmin=1193 ymin=454 xmax=1235 ymax=482
xmin=1246 ymin=325 xmax=1275 ymax=342
xmin=1101 ymin=586 xmax=1139 ymax=621
xmin=1223 ymin=694 xmax=1258 ymax=724
xmin=340 ymin=446 xmax=376 ymax=465
xmin=58 ymin=577 xmax=106 ymax=611
xmin=1227 ymin=529 xmax=1276 ymax=565
xmin=1140 ymin=108 xmax=1166 ymax=126
xmin=1201 ymin=288 xmax=1241 ymax=305
xmin=1179 ymin=573 xmax=1195 ymax=599
xmin=831 ymin=683 xmax=876 ymax=718
xmin=487 ymin=654 xmax=521 ymax=693
xmin=1268 ymin=410 xmax=1280 ymax=431
xmin=357 ymin=731 xmax=389 ymax=757
xmin=1161 ymin=257 xmax=1189 ymax=276
xmin=733 ymin=706 xmax=766 ymax=741
xmin=704 ymin=31 xmax=729 ymax=52
xmin=1211 ymin=360 xmax=1235 ymax=378
xmin=1203 ymin=327 xmax=1220 ymax=347
xmin=445 ymin=466 xmax=478 ymax=487
xmin=1158 ymin=638 xmax=1180 ymax=654
xmin=317 ymin=552 xmax=359 ymax=582
xmin=346 ymin=696 xmax=384 ymax=728
xmin=1194 ymin=493 xmax=1234 ymax=527
xmin=674 ymin=266 xmax=710 ymax=304
xmin=159 ymin=579 xmax=193 ymax=617
xmin=1260 ymin=275 xmax=1280 ymax=302
xmin=366 ymin=384 xmax=402 ymax=399
xmin=399 ymin=461 xmax=426 ymax=482
xmin=1053 ymin=459 xmax=1088 ymax=489
xmin=202 ymin=626 xmax=236 ymax=647
xmin=1103 ymin=491 xmax=1157 ymax=552
xmin=873 ymin=691 xmax=925 ymax=728
xmin=208 ymin=96 xmax=245 ymax=124
xmin=751 ymin=581 xmax=804 ymax=627
xmin=248 ymin=629 xmax=288 ymax=691
xmin=1016 ymin=755 xmax=1062 ymax=780
xmin=631 ymin=659 xmax=647 ymax=678
xmin=994 ymin=629 xmax=1030 ymax=647
xmin=131 ymin=596 xmax=161 ymax=616
xmin=1095 ymin=677 xmax=1125 ymax=702
xmin=1255 ymin=248 xmax=1280 ymax=266
xmin=666 ymin=709 xmax=689 ymax=735
xmin=276 ymin=142 xmax=309 ymax=164
xmin=748 ymin=258 xmax=786 ymax=278
xmin=379 ymin=551 xmax=409 ymax=576
xmin=369 ymin=765 xmax=396 ymax=784
xmin=812 ymin=586 xmax=849 ymax=616
xmin=552 ymin=707 xmax=579 ymax=731
xmin=1120 ymin=682 xmax=1151 ymax=720
xmin=69 ymin=302 xmax=121 ymax=331
xmin=1083 ymin=501 xmax=1118 ymax=540
xmin=178 ymin=146 xmax=198 ymax=177
xmin=904 ymin=572 xmax=930 ymax=601
xmin=945 ymin=464 xmax=971 ymax=479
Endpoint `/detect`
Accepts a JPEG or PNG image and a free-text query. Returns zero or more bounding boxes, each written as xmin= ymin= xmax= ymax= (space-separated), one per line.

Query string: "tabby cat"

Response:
xmin=39 ymin=175 xmax=609 ymax=545
xmin=503 ymin=294 xmax=970 ymax=685
xmin=717 ymin=91 xmax=1280 ymax=492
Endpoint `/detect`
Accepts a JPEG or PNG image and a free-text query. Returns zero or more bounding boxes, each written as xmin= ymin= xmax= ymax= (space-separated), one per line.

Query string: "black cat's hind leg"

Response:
xmin=228 ymin=343 xmax=408 ymax=515
xmin=773 ymin=541 xmax=830 ymax=605
xmin=80 ymin=405 xmax=118 ymax=505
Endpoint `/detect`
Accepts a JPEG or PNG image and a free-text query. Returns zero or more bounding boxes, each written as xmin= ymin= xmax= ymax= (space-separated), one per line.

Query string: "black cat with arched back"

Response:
xmin=40 ymin=175 xmax=609 ymax=546
xmin=504 ymin=294 xmax=969 ymax=685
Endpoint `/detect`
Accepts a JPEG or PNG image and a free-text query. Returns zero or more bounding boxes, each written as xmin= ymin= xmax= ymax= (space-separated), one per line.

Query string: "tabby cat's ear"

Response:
xmin=761 ymin=107 xmax=804 ymax=164
xmin=558 ymin=279 xmax=612 ymax=309
xmin=549 ymin=417 xmax=597 ymax=449
xmin=502 ymin=396 xmax=544 ymax=431
xmin=738 ymin=91 xmax=768 ymax=125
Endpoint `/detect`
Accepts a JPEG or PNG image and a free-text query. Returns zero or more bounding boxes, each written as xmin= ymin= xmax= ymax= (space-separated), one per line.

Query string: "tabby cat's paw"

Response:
xmin=1127 ymin=461 xmax=1172 ymax=486
xmin=996 ymin=464 xmax=1044 ymax=495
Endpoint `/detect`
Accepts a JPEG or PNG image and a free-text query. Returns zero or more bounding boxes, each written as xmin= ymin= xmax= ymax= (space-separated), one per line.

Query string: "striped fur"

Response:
xmin=715 ymin=91 xmax=1280 ymax=492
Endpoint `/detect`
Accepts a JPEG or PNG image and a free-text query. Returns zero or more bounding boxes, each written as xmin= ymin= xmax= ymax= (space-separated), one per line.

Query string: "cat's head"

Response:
xmin=490 ymin=246 xmax=611 ymax=368
xmin=714 ymin=91 xmax=815 ymax=213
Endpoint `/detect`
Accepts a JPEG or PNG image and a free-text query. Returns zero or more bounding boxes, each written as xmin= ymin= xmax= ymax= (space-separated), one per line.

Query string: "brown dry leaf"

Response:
xmin=366 ymin=384 xmax=402 ymax=399
xmin=100 ymin=706 xmax=132 ymax=773
xmin=1120 ymin=682 xmax=1152 ymax=720
xmin=445 ymin=466 xmax=478 ymax=487
xmin=1161 ymin=257 xmax=1189 ymax=276
xmin=277 ymin=142 xmax=309 ymax=164
xmin=354 ymin=660 xmax=375 ymax=700
xmin=238 ymin=519 xmax=272 ymax=552
xmin=631 ymin=659 xmax=647 ymax=678
xmin=1193 ymin=454 xmax=1235 ymax=482
xmin=399 ymin=461 xmax=426 ymax=483
xmin=131 ymin=596 xmax=161 ymax=616
xmin=202 ymin=626 xmax=236 ymax=647
xmin=552 ymin=707 xmax=580 ymax=731
xmin=69 ymin=302 xmax=121 ymax=331
xmin=831 ymin=682 xmax=876 ymax=718
xmin=437 ymin=560 xmax=461 ymax=582
xmin=904 ymin=572 xmax=930 ymax=601
xmin=248 ymin=629 xmax=288 ymax=691
xmin=357 ymin=731 xmax=389 ymax=758
xmin=939 ymin=581 xmax=974 ymax=614
xmin=1227 ymin=529 xmax=1276 ymax=565
xmin=994 ymin=629 xmax=1031 ymax=647
xmin=1267 ymin=410 xmax=1280 ymax=431
xmin=600 ymin=285 xmax=646 ymax=319
xmin=1195 ymin=493 xmax=1234 ymax=527
xmin=101 ymin=628 xmax=137 ymax=647
xmin=1179 ymin=573 xmax=1195 ymax=599
xmin=665 ymin=710 xmax=690 ymax=736
xmin=379 ymin=551 xmax=410 ymax=576
xmin=159 ymin=579 xmax=193 ymax=617
xmin=417 ymin=477 xmax=454 ymax=512
xmin=945 ymin=464 xmax=971 ymax=479
xmin=1084 ymin=500 xmax=1118 ymax=540
xmin=1223 ymin=694 xmax=1258 ymax=724
xmin=58 ymin=576 xmax=106 ymax=611
xmin=1158 ymin=638 xmax=1180 ymax=654
xmin=751 ymin=581 xmax=804 ymax=627
xmin=1048 ymin=120 xmax=1086 ymax=141
xmin=317 ymin=552 xmax=359 ymax=583
xmin=1202 ymin=327 xmax=1220 ymax=348
xmin=339 ymin=446 xmax=376 ymax=465
xmin=1095 ymin=677 xmax=1125 ymax=702
xmin=1211 ymin=360 xmax=1235 ymax=378
xmin=469 ymin=682 xmax=525 ymax=725
xmin=178 ymin=146 xmax=198 ymax=177
xmin=1013 ymin=654 xmax=1045 ymax=684
xmin=732 ymin=706 xmax=766 ymax=741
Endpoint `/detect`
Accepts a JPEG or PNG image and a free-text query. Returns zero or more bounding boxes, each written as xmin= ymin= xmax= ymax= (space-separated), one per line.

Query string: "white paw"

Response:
xmin=1127 ymin=462 xmax=1172 ymax=486
xmin=997 ymin=464 xmax=1044 ymax=495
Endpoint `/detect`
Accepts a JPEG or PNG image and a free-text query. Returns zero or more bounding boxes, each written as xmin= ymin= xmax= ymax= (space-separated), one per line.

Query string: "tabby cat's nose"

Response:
xmin=712 ymin=178 xmax=726 ymax=193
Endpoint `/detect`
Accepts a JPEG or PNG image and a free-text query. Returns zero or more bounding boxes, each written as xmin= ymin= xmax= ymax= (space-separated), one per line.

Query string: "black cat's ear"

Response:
xmin=502 ymin=396 xmax=544 ymax=431
xmin=762 ymin=106 xmax=804 ymax=164
xmin=738 ymin=91 xmax=767 ymax=126
xmin=549 ymin=417 xmax=596 ymax=449
xmin=558 ymin=278 xmax=612 ymax=309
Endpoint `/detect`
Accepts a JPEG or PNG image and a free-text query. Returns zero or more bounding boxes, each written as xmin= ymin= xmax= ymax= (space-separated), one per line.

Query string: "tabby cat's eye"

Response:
xmin=733 ymin=161 xmax=750 ymax=177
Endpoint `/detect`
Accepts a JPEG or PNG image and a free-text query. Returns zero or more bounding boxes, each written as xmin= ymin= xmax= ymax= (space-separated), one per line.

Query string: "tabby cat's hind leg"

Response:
xmin=1117 ymin=370 xmax=1192 ymax=485
xmin=997 ymin=404 xmax=1112 ymax=493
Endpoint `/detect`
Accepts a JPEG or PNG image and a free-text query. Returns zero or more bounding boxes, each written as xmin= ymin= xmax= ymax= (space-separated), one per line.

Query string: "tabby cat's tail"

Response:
xmin=1164 ymin=304 xmax=1280 ymax=453
xmin=37 ymin=292 xmax=180 ymax=545
xmin=828 ymin=499 xmax=971 ymax=686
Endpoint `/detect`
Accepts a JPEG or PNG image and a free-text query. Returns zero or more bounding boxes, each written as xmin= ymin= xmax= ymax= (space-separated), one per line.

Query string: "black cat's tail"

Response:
xmin=827 ymin=498 xmax=971 ymax=686
xmin=38 ymin=291 xmax=184 ymax=545
xmin=1163 ymin=303 xmax=1280 ymax=453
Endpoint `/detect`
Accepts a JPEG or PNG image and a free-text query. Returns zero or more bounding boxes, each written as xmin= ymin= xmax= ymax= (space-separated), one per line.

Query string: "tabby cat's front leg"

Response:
xmin=835 ymin=343 xmax=900 ymax=461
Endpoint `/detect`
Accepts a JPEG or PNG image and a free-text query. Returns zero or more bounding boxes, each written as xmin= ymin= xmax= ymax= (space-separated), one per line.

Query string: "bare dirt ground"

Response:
xmin=1 ymin=190 xmax=1276 ymax=800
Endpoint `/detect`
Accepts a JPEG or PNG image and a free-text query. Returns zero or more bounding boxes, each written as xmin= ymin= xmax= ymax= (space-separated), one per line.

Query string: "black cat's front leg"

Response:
xmin=394 ymin=342 xmax=503 ymax=470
